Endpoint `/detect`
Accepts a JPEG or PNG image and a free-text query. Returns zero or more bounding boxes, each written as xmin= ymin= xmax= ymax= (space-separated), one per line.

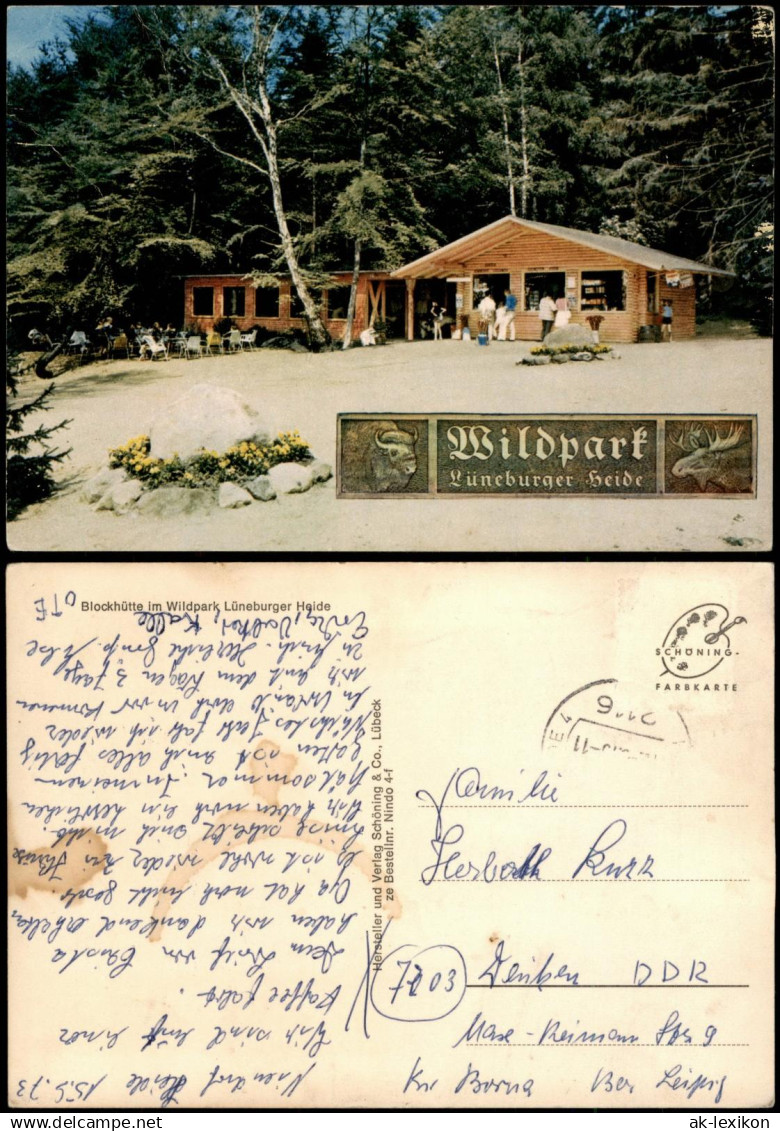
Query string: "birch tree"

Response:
xmin=171 ymin=5 xmax=334 ymax=348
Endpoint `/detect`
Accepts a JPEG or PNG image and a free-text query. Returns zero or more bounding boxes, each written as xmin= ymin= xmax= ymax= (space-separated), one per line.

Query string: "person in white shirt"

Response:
xmin=478 ymin=292 xmax=497 ymax=340
xmin=538 ymin=293 xmax=556 ymax=339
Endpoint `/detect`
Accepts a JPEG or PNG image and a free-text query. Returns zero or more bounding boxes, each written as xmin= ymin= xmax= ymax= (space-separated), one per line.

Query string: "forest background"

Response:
xmin=6 ymin=4 xmax=775 ymax=348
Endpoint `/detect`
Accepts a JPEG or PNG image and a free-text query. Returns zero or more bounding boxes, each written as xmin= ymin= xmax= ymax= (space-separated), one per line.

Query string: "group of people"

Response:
xmin=425 ymin=284 xmax=519 ymax=342
xmin=90 ymin=318 xmax=185 ymax=358
xmin=429 ymin=285 xmax=573 ymax=343
xmin=28 ymin=318 xmax=185 ymax=357
xmin=476 ymin=287 xmax=518 ymax=341
xmin=537 ymin=293 xmax=573 ymax=339
xmin=89 ymin=319 xmax=186 ymax=359
xmin=118 ymin=321 xmax=181 ymax=353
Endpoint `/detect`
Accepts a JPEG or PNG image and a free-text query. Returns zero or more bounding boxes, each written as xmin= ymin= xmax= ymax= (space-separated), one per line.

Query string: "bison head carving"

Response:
xmin=341 ymin=420 xmax=420 ymax=493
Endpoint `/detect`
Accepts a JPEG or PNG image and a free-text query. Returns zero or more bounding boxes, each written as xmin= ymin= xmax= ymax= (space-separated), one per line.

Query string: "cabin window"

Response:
xmin=646 ymin=273 xmax=659 ymax=314
xmin=327 ymin=285 xmax=352 ymax=320
xmin=523 ymin=272 xmax=565 ymax=311
xmin=255 ymin=286 xmax=279 ymax=318
xmin=291 ymin=289 xmax=328 ymax=319
xmin=192 ymin=287 xmax=214 ymax=316
xmin=474 ymin=273 xmax=510 ymax=306
xmin=290 ymin=289 xmax=307 ymax=319
xmin=223 ymin=286 xmax=246 ymax=317
xmin=581 ymin=270 xmax=626 ymax=312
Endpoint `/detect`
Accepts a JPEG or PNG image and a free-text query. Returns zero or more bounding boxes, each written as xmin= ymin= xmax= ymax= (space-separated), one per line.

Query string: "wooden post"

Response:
xmin=367 ymin=280 xmax=378 ymax=327
xmin=406 ymin=278 xmax=415 ymax=341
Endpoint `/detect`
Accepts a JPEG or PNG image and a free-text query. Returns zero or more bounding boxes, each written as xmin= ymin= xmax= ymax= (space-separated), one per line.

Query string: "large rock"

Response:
xmin=148 ymin=385 xmax=274 ymax=462
xmin=267 ymin=462 xmax=314 ymax=494
xmin=543 ymin=324 xmax=595 ymax=349
xmin=81 ymin=465 xmax=127 ymax=504
xmin=134 ymin=486 xmax=214 ymax=518
xmin=308 ymin=459 xmax=333 ymax=483
xmin=95 ymin=479 xmax=144 ymax=514
xmin=245 ymin=475 xmax=277 ymax=501
xmin=218 ymin=482 xmax=253 ymax=509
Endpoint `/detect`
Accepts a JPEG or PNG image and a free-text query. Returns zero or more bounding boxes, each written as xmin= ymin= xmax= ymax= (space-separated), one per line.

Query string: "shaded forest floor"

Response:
xmin=694 ymin=315 xmax=760 ymax=339
xmin=7 ymin=334 xmax=772 ymax=553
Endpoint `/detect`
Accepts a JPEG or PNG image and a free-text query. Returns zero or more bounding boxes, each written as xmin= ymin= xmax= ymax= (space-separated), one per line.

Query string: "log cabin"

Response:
xmin=181 ymin=270 xmax=407 ymax=341
xmin=390 ymin=215 xmax=734 ymax=343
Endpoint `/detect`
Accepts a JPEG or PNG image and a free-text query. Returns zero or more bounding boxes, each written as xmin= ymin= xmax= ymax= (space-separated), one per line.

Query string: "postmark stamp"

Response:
xmin=542 ymin=677 xmax=691 ymax=761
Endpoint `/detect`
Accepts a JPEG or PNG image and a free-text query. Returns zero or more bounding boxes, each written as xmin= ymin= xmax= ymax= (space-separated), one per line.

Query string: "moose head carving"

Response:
xmin=669 ymin=423 xmax=751 ymax=493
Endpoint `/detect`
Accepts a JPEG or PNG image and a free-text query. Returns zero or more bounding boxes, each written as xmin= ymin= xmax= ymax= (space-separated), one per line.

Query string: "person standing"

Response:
xmin=554 ymin=294 xmax=571 ymax=329
xmin=538 ymin=292 xmax=556 ymax=339
xmin=478 ymin=291 xmax=497 ymax=341
xmin=95 ymin=315 xmax=114 ymax=356
xmin=661 ymin=299 xmax=673 ymax=341
xmin=497 ymin=287 xmax=517 ymax=340
xmin=431 ymin=301 xmax=446 ymax=341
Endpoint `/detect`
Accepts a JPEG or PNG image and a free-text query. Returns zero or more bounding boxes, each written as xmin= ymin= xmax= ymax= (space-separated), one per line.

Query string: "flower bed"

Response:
xmin=530 ymin=343 xmax=612 ymax=357
xmin=109 ymin=431 xmax=311 ymax=489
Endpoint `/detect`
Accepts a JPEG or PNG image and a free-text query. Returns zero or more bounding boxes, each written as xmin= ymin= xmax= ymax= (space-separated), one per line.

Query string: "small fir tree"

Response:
xmin=6 ymin=349 xmax=71 ymax=520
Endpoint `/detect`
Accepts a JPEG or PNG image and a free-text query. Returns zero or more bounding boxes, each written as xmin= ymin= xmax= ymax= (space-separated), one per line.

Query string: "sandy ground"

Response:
xmin=7 ymin=336 xmax=772 ymax=552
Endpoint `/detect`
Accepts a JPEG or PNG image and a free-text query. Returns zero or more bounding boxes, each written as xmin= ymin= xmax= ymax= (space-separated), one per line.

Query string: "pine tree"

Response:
xmin=592 ymin=5 xmax=774 ymax=268
xmin=6 ymin=7 xmax=220 ymax=337
xmin=6 ymin=3 xmax=773 ymax=341
xmin=298 ymin=6 xmax=442 ymax=345
xmin=6 ymin=349 xmax=71 ymax=521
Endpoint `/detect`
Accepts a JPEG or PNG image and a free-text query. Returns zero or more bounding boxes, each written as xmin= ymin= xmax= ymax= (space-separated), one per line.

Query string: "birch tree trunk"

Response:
xmin=492 ymin=37 xmax=516 ymax=217
xmin=263 ymin=113 xmax=329 ymax=348
xmin=342 ymin=138 xmax=367 ymax=349
xmin=201 ymin=7 xmax=331 ymax=349
xmin=342 ymin=239 xmax=362 ymax=349
xmin=517 ymin=36 xmax=531 ymax=218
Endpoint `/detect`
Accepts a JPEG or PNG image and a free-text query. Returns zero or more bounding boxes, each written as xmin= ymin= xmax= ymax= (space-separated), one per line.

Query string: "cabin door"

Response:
xmin=383 ymin=282 xmax=407 ymax=339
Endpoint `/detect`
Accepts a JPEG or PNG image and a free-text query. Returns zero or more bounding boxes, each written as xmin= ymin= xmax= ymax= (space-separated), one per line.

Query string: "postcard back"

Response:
xmin=7 ymin=562 xmax=774 ymax=1108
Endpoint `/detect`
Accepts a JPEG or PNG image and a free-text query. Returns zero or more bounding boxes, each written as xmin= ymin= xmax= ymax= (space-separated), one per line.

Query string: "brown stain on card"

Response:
xmin=150 ymin=738 xmax=402 ymax=940
xmin=9 ymin=808 xmax=108 ymax=898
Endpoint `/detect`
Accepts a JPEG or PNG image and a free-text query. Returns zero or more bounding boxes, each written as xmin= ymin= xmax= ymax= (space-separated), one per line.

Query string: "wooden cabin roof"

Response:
xmin=179 ymin=270 xmax=391 ymax=281
xmin=391 ymin=215 xmax=735 ymax=279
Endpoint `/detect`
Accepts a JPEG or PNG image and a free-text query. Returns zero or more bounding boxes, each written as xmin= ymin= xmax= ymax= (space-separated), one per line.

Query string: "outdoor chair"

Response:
xmin=168 ymin=335 xmax=188 ymax=358
xmin=204 ymin=331 xmax=223 ymax=356
xmin=185 ymin=335 xmax=203 ymax=360
xmin=141 ymin=334 xmax=168 ymax=361
xmin=66 ymin=330 xmax=90 ymax=356
xmin=222 ymin=329 xmax=242 ymax=353
xmin=240 ymin=329 xmax=258 ymax=351
xmin=108 ymin=333 xmax=130 ymax=359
